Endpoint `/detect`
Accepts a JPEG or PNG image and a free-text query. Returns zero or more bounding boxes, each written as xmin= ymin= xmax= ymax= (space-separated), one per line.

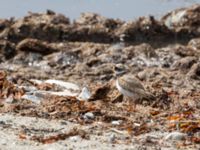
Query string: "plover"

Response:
xmin=116 ymin=74 xmax=155 ymax=111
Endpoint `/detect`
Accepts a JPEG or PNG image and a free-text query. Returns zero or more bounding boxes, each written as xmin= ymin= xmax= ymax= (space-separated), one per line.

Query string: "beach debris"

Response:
xmin=83 ymin=112 xmax=95 ymax=121
xmin=78 ymin=87 xmax=91 ymax=101
xmin=44 ymin=79 xmax=80 ymax=91
xmin=165 ymin=132 xmax=187 ymax=141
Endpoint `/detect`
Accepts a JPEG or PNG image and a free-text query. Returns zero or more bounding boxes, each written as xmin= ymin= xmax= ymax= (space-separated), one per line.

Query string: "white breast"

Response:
xmin=116 ymin=79 xmax=139 ymax=99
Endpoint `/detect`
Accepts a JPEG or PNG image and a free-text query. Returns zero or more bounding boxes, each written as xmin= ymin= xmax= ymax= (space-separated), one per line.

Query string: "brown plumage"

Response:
xmin=116 ymin=74 xmax=155 ymax=104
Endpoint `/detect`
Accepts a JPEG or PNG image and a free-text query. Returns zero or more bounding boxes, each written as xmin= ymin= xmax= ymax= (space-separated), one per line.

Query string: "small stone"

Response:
xmin=165 ymin=132 xmax=186 ymax=141
xmin=60 ymin=120 xmax=68 ymax=125
xmin=34 ymin=142 xmax=40 ymax=146
xmin=109 ymin=134 xmax=116 ymax=143
xmin=69 ymin=136 xmax=80 ymax=142
xmin=78 ymin=87 xmax=91 ymax=101
xmin=0 ymin=138 xmax=7 ymax=145
xmin=111 ymin=120 xmax=122 ymax=126
xmin=143 ymin=135 xmax=159 ymax=143
xmin=83 ymin=112 xmax=95 ymax=120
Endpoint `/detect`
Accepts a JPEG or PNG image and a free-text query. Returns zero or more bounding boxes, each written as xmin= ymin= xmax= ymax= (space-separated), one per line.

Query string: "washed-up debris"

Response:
xmin=21 ymin=94 xmax=40 ymax=104
xmin=172 ymin=56 xmax=197 ymax=72
xmin=78 ymin=87 xmax=91 ymax=101
xmin=21 ymin=92 xmax=45 ymax=104
xmin=109 ymin=133 xmax=116 ymax=143
xmin=165 ymin=132 xmax=187 ymax=141
xmin=89 ymin=84 xmax=111 ymax=101
xmin=0 ymin=71 xmax=24 ymax=100
xmin=111 ymin=120 xmax=122 ymax=126
xmin=186 ymin=63 xmax=200 ymax=79
xmin=21 ymin=90 xmax=78 ymax=104
xmin=16 ymin=38 xmax=58 ymax=55
xmin=0 ymin=40 xmax=16 ymax=60
xmin=41 ymin=79 xmax=80 ymax=97
xmin=0 ymin=5 xmax=200 ymax=45
xmin=162 ymin=5 xmax=200 ymax=32
xmin=69 ymin=135 xmax=81 ymax=142
xmin=31 ymin=127 xmax=89 ymax=144
xmin=44 ymin=79 xmax=80 ymax=91
xmin=188 ymin=38 xmax=200 ymax=51
xmin=6 ymin=11 xmax=69 ymax=42
xmin=174 ymin=45 xmax=196 ymax=57
xmin=5 ymin=96 xmax=14 ymax=104
xmin=44 ymin=91 xmax=79 ymax=97
xmin=17 ymin=79 xmax=81 ymax=104
xmin=83 ymin=112 xmax=95 ymax=121
xmin=116 ymin=16 xmax=173 ymax=44
xmin=18 ymin=85 xmax=37 ymax=92
xmin=0 ymin=4 xmax=200 ymax=150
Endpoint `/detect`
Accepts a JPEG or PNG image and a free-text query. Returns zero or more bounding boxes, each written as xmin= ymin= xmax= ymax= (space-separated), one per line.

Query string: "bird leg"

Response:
xmin=129 ymin=100 xmax=137 ymax=112
xmin=124 ymin=96 xmax=137 ymax=112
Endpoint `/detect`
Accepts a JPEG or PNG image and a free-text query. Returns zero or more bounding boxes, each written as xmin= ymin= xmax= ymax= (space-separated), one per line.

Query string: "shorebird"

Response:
xmin=116 ymin=74 xmax=155 ymax=111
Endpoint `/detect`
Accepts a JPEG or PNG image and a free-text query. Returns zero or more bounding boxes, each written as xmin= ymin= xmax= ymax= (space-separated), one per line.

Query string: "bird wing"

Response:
xmin=125 ymin=76 xmax=145 ymax=91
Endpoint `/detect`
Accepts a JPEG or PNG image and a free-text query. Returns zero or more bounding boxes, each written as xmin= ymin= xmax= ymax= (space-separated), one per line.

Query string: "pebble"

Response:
xmin=69 ymin=136 xmax=81 ymax=142
xmin=78 ymin=87 xmax=91 ymax=101
xmin=83 ymin=112 xmax=95 ymax=120
xmin=111 ymin=120 xmax=122 ymax=126
xmin=0 ymin=139 xmax=7 ymax=145
xmin=59 ymin=120 xmax=68 ymax=125
xmin=165 ymin=132 xmax=186 ymax=141
xmin=109 ymin=134 xmax=116 ymax=143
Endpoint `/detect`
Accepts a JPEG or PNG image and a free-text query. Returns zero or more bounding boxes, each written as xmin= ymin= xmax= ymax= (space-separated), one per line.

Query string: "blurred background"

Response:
xmin=0 ymin=0 xmax=199 ymax=20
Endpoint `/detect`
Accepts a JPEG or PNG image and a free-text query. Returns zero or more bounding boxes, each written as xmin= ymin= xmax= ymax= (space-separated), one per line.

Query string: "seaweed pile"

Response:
xmin=0 ymin=4 xmax=200 ymax=149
